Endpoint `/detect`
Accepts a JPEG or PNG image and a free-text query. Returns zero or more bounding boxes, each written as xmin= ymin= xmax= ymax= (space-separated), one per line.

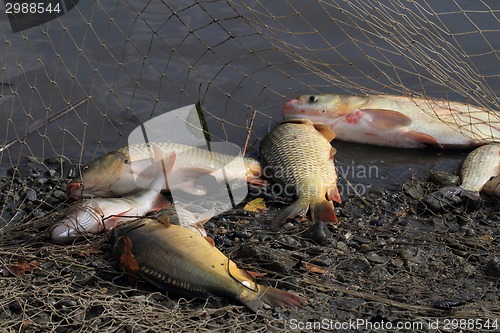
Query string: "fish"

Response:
xmin=113 ymin=217 xmax=305 ymax=312
xmin=50 ymin=149 xmax=175 ymax=244
xmin=67 ymin=141 xmax=267 ymax=199
xmin=483 ymin=174 xmax=500 ymax=197
xmin=440 ymin=143 xmax=500 ymax=200
xmin=154 ymin=204 xmax=215 ymax=237
xmin=259 ymin=119 xmax=341 ymax=228
xmin=282 ymin=94 xmax=500 ymax=149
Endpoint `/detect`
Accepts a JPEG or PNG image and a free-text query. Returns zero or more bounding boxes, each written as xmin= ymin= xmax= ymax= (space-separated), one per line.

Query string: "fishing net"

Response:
xmin=1 ymin=1 xmax=499 ymax=332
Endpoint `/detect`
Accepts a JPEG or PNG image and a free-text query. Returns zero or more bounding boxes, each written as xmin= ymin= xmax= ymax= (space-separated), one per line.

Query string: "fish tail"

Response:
xmin=240 ymin=285 xmax=306 ymax=312
xmin=268 ymin=198 xmax=309 ymax=229
xmin=310 ymin=199 xmax=338 ymax=224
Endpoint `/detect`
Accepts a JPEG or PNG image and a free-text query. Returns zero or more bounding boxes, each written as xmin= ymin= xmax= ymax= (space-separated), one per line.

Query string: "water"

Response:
xmin=0 ymin=0 xmax=498 ymax=188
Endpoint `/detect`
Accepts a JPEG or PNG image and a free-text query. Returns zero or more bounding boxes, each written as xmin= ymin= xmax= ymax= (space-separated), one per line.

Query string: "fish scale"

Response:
xmin=460 ymin=143 xmax=500 ymax=193
xmin=68 ymin=141 xmax=266 ymax=199
xmin=260 ymin=119 xmax=341 ymax=228
xmin=113 ymin=217 xmax=305 ymax=312
xmin=283 ymin=94 xmax=500 ymax=148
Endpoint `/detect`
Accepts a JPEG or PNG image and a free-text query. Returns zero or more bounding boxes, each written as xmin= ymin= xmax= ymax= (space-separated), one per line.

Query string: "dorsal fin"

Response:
xmin=158 ymin=215 xmax=171 ymax=227
xmin=282 ymin=119 xmax=336 ymax=141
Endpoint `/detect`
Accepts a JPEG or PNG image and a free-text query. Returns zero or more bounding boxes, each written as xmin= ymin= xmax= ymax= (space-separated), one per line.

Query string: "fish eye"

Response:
xmin=308 ymin=95 xmax=318 ymax=103
xmin=124 ymin=159 xmax=130 ymax=164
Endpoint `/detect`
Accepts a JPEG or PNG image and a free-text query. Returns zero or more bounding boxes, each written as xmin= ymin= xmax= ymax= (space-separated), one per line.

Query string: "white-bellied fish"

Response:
xmin=67 ymin=141 xmax=267 ymax=199
xmin=260 ymin=119 xmax=341 ymax=228
xmin=50 ymin=149 xmax=175 ymax=244
xmin=113 ymin=217 xmax=305 ymax=312
xmin=283 ymin=94 xmax=500 ymax=148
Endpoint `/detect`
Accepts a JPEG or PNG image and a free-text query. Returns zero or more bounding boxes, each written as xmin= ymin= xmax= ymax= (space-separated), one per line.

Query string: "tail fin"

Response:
xmin=239 ymin=285 xmax=306 ymax=312
xmin=311 ymin=200 xmax=338 ymax=224
xmin=268 ymin=198 xmax=309 ymax=229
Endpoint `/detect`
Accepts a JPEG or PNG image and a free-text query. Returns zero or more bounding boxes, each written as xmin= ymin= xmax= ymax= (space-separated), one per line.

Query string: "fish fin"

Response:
xmin=150 ymin=144 xmax=176 ymax=176
xmin=196 ymin=209 xmax=215 ymax=224
xmin=246 ymin=270 xmax=267 ymax=278
xmin=329 ymin=147 xmax=337 ymax=160
xmin=313 ymin=124 xmax=336 ymax=141
xmin=118 ymin=236 xmax=139 ymax=286
xmin=177 ymin=180 xmax=208 ymax=195
xmin=282 ymin=118 xmax=336 ymax=141
xmin=268 ymin=199 xmax=309 ymax=229
xmin=240 ymin=285 xmax=306 ymax=312
xmin=460 ymin=189 xmax=481 ymax=201
xmin=180 ymin=167 xmax=214 ymax=178
xmin=326 ymin=186 xmax=342 ymax=203
xmin=148 ymin=144 xmax=176 ymax=189
xmin=158 ymin=215 xmax=171 ymax=227
xmin=406 ymin=131 xmax=443 ymax=148
xmin=311 ymin=200 xmax=338 ymax=224
xmin=204 ymin=236 xmax=215 ymax=247
xmin=360 ymin=109 xmax=412 ymax=129
xmin=150 ymin=194 xmax=171 ymax=211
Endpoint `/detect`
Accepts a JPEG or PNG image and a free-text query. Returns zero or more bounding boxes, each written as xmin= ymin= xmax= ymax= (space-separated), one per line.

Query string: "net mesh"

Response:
xmin=1 ymin=0 xmax=499 ymax=331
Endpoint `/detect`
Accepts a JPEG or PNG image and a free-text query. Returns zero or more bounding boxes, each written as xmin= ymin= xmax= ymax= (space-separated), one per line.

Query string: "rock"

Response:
xmin=403 ymin=182 xmax=425 ymax=200
xmin=310 ymin=254 xmax=333 ymax=267
xmin=365 ymin=252 xmax=388 ymax=264
xmin=351 ymin=256 xmax=372 ymax=271
xmin=25 ymin=189 xmax=37 ymax=202
xmin=422 ymin=190 xmax=462 ymax=212
xmin=430 ymin=171 xmax=460 ymax=187
xmin=485 ymin=257 xmax=500 ymax=277
xmin=301 ymin=221 xmax=330 ymax=245
xmin=336 ymin=241 xmax=349 ymax=252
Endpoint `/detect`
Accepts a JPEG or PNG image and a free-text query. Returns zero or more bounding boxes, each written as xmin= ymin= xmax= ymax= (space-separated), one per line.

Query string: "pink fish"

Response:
xmin=283 ymin=94 xmax=500 ymax=148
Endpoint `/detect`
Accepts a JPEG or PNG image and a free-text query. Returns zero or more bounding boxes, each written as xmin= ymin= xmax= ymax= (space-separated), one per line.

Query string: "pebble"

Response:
xmin=365 ymin=252 xmax=388 ymax=264
xmin=301 ymin=221 xmax=330 ymax=245
xmin=485 ymin=257 xmax=500 ymax=277
xmin=25 ymin=189 xmax=37 ymax=202
xmin=390 ymin=258 xmax=405 ymax=268
xmin=336 ymin=241 xmax=349 ymax=252
xmin=402 ymin=182 xmax=425 ymax=200
xmin=352 ymin=235 xmax=371 ymax=244
xmin=310 ymin=254 xmax=333 ymax=267
xmin=351 ymin=256 xmax=371 ymax=271
xmin=429 ymin=171 xmax=460 ymax=187
xmin=51 ymin=190 xmax=67 ymax=200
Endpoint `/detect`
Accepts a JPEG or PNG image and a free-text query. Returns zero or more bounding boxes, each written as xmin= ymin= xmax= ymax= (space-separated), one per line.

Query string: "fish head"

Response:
xmin=282 ymin=94 xmax=360 ymax=126
xmin=50 ymin=202 xmax=105 ymax=243
xmin=67 ymin=150 xmax=136 ymax=199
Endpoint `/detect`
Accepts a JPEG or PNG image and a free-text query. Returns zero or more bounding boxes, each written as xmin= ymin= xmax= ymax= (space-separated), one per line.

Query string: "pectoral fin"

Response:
xmin=360 ymin=109 xmax=412 ymax=129
xmin=204 ymin=236 xmax=216 ymax=247
xmin=406 ymin=131 xmax=443 ymax=148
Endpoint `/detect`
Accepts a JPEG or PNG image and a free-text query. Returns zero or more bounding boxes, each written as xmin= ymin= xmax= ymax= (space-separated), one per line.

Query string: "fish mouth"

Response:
xmin=66 ymin=181 xmax=84 ymax=199
xmin=282 ymin=98 xmax=301 ymax=112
